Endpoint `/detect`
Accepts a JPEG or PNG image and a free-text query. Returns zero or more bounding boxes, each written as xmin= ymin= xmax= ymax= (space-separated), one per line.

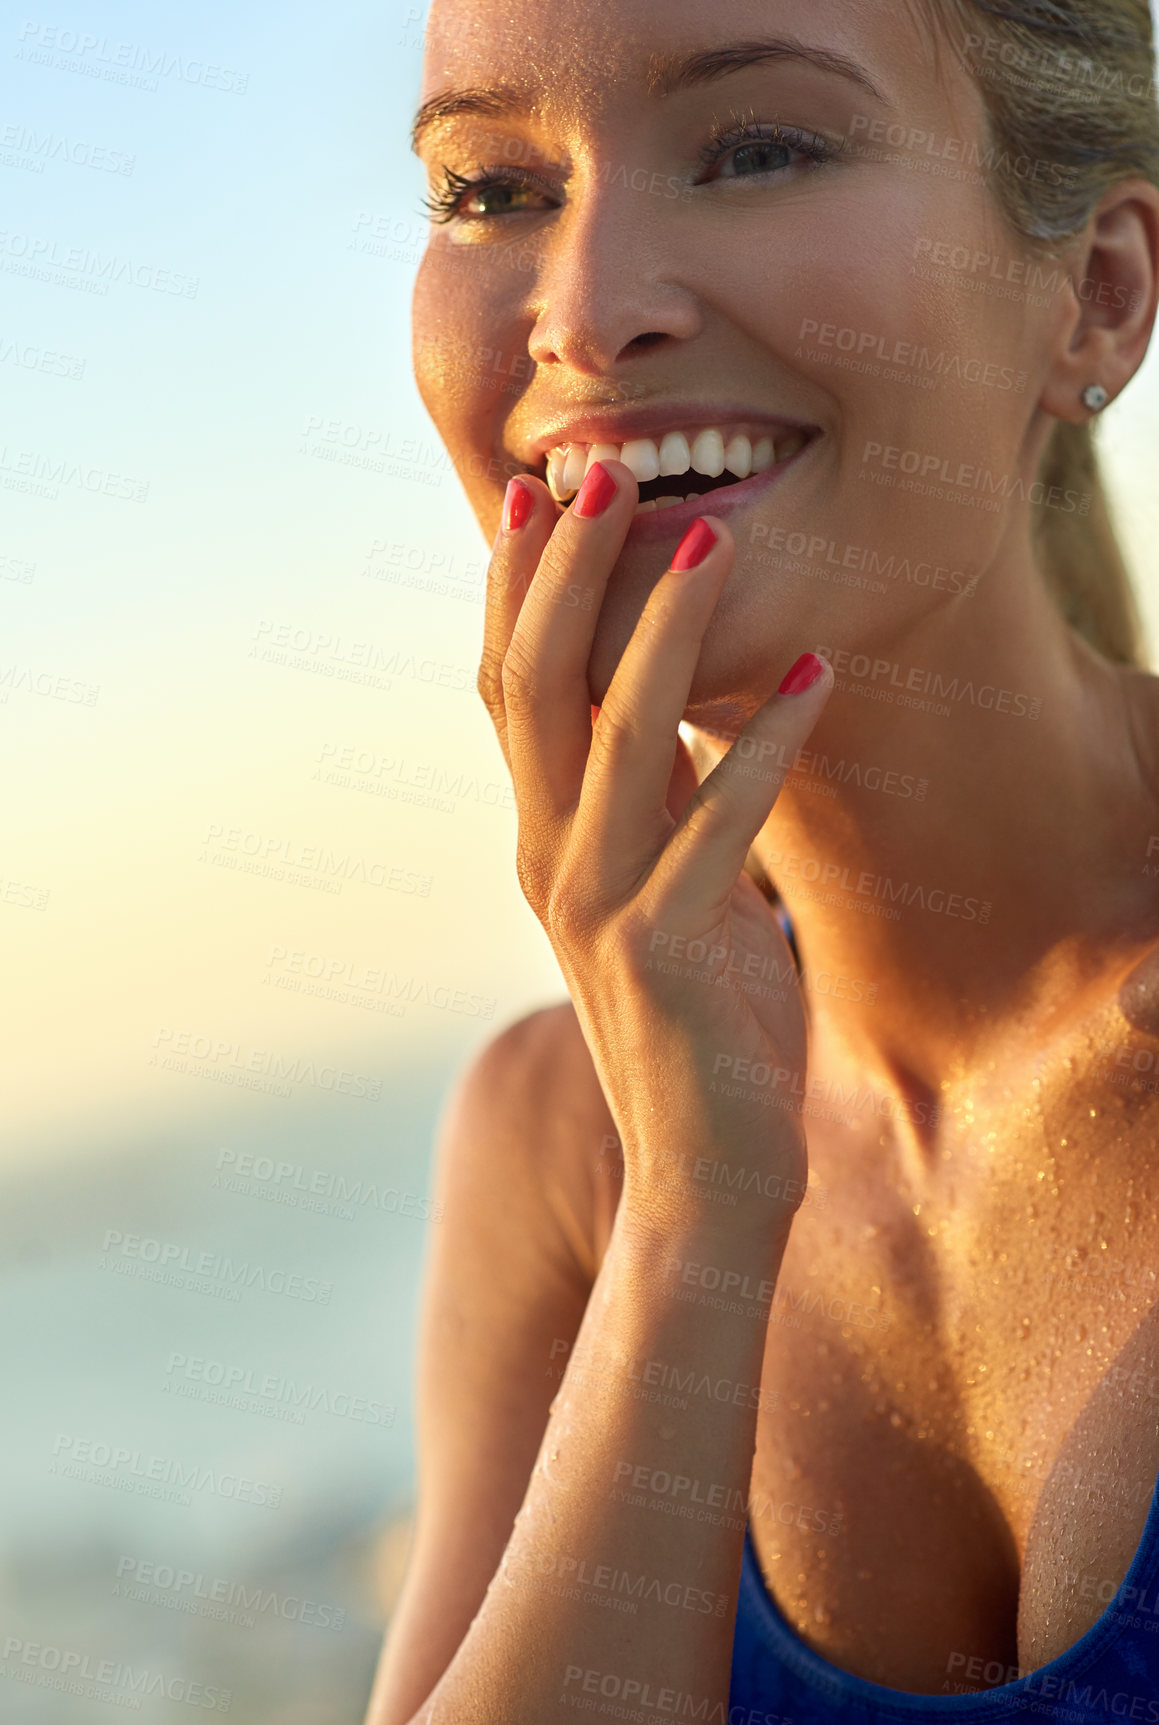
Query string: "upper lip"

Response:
xmin=518 ymin=402 xmax=821 ymax=469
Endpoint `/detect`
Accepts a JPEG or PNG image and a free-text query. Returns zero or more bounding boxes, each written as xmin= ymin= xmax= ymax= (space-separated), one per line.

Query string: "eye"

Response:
xmin=719 ymin=137 xmax=799 ymax=178
xmin=423 ymin=165 xmax=559 ymax=225
xmin=459 ymin=181 xmax=544 ymax=218
xmin=699 ymin=121 xmax=836 ymax=185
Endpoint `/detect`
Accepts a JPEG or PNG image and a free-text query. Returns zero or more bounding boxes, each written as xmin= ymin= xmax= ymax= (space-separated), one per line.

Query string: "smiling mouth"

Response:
xmin=544 ymin=424 xmax=817 ymax=514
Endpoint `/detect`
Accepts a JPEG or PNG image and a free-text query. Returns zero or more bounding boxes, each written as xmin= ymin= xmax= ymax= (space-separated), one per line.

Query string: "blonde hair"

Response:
xmin=919 ymin=0 xmax=1159 ymax=666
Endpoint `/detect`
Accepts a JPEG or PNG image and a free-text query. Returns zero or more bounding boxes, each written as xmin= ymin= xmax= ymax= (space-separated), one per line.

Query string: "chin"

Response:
xmin=583 ymin=554 xmax=795 ymax=716
xmin=581 ymin=548 xmax=666 ymax=706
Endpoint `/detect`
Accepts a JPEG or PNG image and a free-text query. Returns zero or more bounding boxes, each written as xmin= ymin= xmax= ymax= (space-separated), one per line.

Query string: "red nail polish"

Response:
xmin=670 ymin=518 xmax=718 ymax=572
xmin=503 ymin=478 xmax=534 ymax=532
xmin=573 ymin=462 xmax=618 ymax=519
xmin=779 ymin=653 xmax=826 ymax=696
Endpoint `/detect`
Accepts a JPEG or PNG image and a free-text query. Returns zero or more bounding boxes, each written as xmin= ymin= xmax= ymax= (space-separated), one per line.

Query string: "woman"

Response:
xmin=366 ymin=0 xmax=1159 ymax=1717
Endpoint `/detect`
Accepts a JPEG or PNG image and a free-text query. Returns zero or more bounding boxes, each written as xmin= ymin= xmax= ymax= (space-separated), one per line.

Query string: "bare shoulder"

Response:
xmin=363 ymin=1002 xmax=618 ymax=1725
xmin=449 ymin=998 xmax=622 ymax=1276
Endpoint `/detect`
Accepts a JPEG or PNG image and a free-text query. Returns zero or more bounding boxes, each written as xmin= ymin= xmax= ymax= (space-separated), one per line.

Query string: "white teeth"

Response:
xmin=547 ymin=450 xmax=568 ymax=496
xmin=586 ymin=443 xmax=620 ymax=476
xmin=633 ymin=499 xmax=659 ymax=514
xmin=690 ymin=428 xmax=726 ymax=478
xmin=724 ymin=434 xmax=753 ymax=480
xmin=545 ymin=425 xmax=810 ymax=503
xmin=658 ymin=431 xmax=692 ymax=476
xmin=655 ymin=495 xmax=685 ymax=511
xmin=562 ymin=445 xmax=589 ymax=493
xmin=620 ymin=439 xmax=662 ymax=484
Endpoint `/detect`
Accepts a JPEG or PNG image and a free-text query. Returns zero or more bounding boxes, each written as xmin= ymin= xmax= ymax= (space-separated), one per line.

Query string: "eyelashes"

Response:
xmin=421 ymin=166 xmax=476 ymax=223
xmin=422 ymin=163 xmax=565 ymax=224
xmin=422 ymin=118 xmax=841 ymax=226
xmin=697 ymin=113 xmax=836 ymax=177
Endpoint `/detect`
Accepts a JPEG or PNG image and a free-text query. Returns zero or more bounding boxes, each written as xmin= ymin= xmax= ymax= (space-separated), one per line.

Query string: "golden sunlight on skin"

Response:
xmin=361 ymin=0 xmax=1159 ymax=1711
xmin=414 ymin=0 xmax=1058 ymax=711
xmin=410 ymin=0 xmax=1159 ymax=1113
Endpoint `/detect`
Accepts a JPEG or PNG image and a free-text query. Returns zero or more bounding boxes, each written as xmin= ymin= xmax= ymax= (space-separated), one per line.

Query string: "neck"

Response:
xmin=693 ymin=539 xmax=1159 ymax=1096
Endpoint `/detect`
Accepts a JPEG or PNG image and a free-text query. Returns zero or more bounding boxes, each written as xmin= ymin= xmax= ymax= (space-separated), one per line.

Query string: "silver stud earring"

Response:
xmin=1082 ymin=383 xmax=1109 ymax=412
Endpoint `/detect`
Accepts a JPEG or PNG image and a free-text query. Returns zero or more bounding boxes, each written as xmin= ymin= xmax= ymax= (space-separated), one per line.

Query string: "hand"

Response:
xmin=477 ymin=460 xmax=834 ymax=1230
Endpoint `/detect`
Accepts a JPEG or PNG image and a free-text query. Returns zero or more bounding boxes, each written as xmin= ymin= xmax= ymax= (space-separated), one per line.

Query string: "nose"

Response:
xmin=526 ymin=177 xmax=703 ymax=374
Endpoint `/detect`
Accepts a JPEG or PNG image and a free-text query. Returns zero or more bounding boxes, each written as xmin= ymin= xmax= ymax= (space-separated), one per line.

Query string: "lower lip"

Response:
xmin=618 ymin=438 xmax=818 ymax=543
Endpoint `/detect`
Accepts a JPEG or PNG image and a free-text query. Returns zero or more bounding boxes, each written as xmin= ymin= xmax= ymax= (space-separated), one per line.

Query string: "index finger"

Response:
xmin=487 ymin=460 xmax=640 ymax=822
xmin=477 ymin=474 xmax=560 ymax=773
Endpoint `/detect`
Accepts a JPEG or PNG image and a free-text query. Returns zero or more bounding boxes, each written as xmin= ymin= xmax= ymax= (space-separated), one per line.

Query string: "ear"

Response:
xmin=1040 ymin=177 xmax=1159 ymax=426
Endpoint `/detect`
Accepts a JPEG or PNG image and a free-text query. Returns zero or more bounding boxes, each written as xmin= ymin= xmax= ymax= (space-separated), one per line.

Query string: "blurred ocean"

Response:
xmin=1 ymin=1052 xmax=459 ymax=1723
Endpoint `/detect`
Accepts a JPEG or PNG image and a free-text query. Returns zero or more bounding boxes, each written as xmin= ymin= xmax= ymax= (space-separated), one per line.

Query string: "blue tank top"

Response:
xmin=730 ymin=1477 xmax=1159 ymax=1720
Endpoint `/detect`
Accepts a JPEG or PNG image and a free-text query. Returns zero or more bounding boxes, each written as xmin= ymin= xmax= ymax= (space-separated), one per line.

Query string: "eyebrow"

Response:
xmin=411 ymin=35 xmax=889 ymax=155
xmin=647 ymin=37 xmax=888 ymax=103
xmin=411 ymin=87 xmax=518 ymax=155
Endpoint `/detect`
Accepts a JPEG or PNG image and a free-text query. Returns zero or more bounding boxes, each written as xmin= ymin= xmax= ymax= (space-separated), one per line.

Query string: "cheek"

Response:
xmin=413 ymin=248 xmax=533 ymax=535
xmin=711 ymin=183 xmax=1027 ymax=460
xmin=412 ymin=249 xmax=476 ymax=427
xmin=413 ymin=244 xmax=526 ymax=437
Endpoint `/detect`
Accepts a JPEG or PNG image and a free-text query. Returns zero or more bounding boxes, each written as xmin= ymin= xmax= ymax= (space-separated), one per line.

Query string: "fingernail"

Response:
xmin=573 ymin=462 xmax=618 ymax=519
xmin=670 ymin=518 xmax=718 ymax=572
xmin=503 ymin=478 xmax=534 ymax=533
xmin=779 ymin=653 xmax=827 ymax=696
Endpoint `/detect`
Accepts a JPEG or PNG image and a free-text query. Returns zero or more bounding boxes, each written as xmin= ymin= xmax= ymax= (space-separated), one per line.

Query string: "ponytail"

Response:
xmin=1033 ymin=420 xmax=1144 ymax=665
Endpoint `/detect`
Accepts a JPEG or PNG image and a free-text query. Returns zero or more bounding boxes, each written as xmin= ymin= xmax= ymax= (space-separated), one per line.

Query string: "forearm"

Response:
xmin=404 ymin=1189 xmax=795 ymax=1725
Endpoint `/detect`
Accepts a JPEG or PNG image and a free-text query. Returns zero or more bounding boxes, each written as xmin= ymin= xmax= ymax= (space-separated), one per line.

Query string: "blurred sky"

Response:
xmin=4 ymin=0 xmax=1159 ymax=1164
xmin=2 ymin=0 xmax=565 ymax=1161
xmin=5 ymin=0 xmax=1159 ymax=1161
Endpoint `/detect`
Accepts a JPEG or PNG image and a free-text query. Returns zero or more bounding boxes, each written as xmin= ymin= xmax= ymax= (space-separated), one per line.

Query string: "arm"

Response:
xmin=364 ymin=1005 xmax=605 ymax=1723
xmin=365 ymin=1013 xmax=799 ymax=1725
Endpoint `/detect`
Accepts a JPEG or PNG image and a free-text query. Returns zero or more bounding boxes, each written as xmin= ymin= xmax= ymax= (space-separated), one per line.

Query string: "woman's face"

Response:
xmin=413 ymin=0 xmax=1064 ymax=715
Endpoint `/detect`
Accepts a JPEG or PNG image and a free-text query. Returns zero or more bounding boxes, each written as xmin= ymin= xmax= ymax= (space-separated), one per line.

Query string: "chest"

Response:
xmin=745 ymin=1031 xmax=1159 ymax=1694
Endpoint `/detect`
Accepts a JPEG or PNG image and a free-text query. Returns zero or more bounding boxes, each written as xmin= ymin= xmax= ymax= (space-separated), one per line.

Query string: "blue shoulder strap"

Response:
xmin=774 ymin=901 xmax=800 ymax=973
